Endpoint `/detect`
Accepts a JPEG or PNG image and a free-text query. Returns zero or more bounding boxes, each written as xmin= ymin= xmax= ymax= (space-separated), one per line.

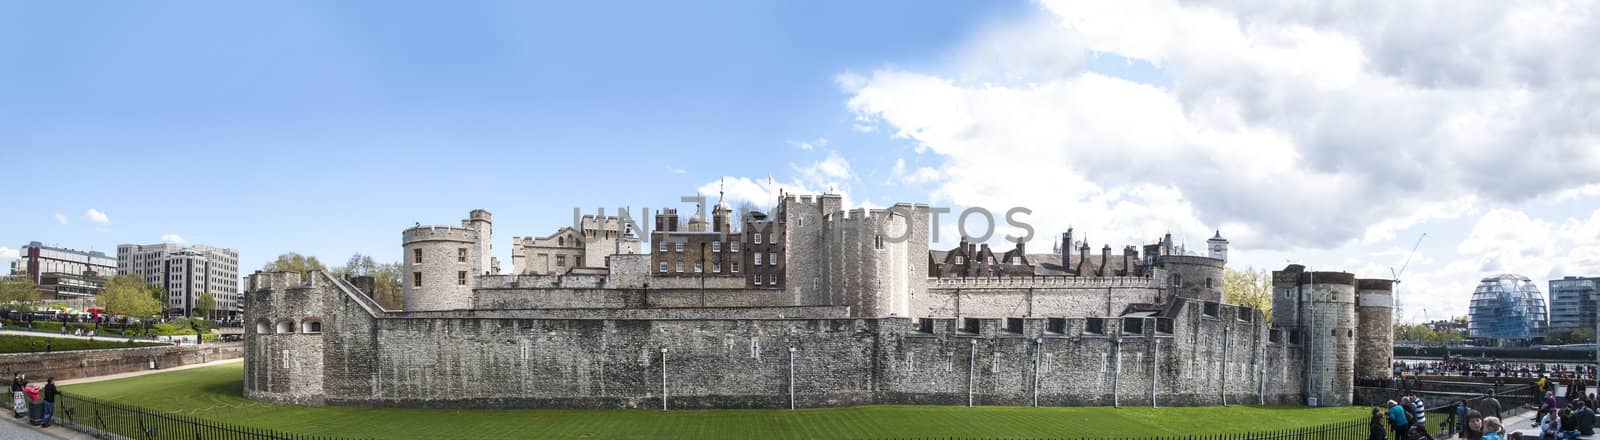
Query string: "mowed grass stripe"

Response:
xmin=62 ymin=363 xmax=1365 ymax=439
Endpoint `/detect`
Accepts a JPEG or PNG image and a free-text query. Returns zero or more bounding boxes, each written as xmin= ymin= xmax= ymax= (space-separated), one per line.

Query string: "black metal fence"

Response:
xmin=54 ymin=392 xmax=366 ymax=440
xmin=886 ymin=415 xmax=1372 ymax=440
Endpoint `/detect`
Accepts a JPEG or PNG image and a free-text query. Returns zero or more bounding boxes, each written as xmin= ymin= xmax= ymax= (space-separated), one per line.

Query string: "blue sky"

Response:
xmin=4 ymin=1 xmax=1598 ymax=323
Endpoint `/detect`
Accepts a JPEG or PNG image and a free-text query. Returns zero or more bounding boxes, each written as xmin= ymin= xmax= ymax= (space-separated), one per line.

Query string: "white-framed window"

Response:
xmin=769 ymin=274 xmax=777 ymax=285
xmin=675 ymin=242 xmax=684 ymax=252
xmin=1012 ymin=256 xmax=1022 ymax=264
xmin=754 ymin=254 xmax=763 ymax=265
xmin=713 ymin=263 xmax=722 ymax=273
xmin=712 ymin=241 xmax=721 ymax=252
xmin=660 ymin=241 xmax=668 ymax=252
xmin=556 ymin=255 xmax=566 ymax=267
xmin=769 ymin=252 xmax=777 ymax=266
xmin=754 ymin=275 xmax=762 ymax=285
xmin=458 ymin=248 xmax=467 ymax=262
xmin=413 ymin=272 xmax=422 ymax=287
xmin=660 ymin=262 xmax=668 ymax=272
xmin=732 ymin=262 xmax=740 ymax=273
xmin=955 ymin=256 xmax=965 ymax=265
xmin=458 ymin=271 xmax=467 ymax=285
xmin=694 ymin=261 xmax=703 ymax=273
xmin=676 ymin=262 xmax=684 ymax=273
xmin=988 ymin=256 xmax=996 ymax=265
xmin=731 ymin=241 xmax=740 ymax=252
xmin=413 ymin=248 xmax=422 ymax=263
xmin=754 ymin=233 xmax=763 ymax=244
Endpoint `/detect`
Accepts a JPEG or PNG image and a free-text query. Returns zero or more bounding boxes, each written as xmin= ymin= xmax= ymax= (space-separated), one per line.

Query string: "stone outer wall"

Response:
xmin=0 ymin=343 xmax=242 ymax=382
xmin=920 ymin=283 xmax=1163 ymax=319
xmin=245 ymin=272 xmax=1305 ymax=409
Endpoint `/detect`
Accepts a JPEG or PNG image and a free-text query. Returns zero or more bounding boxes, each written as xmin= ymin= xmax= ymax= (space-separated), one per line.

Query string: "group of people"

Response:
xmin=1378 ymin=398 xmax=1507 ymax=440
xmin=1395 ymin=360 xmax=1599 ymax=380
xmin=1532 ymin=390 xmax=1596 ymax=440
xmin=9 ymin=373 xmax=58 ymax=428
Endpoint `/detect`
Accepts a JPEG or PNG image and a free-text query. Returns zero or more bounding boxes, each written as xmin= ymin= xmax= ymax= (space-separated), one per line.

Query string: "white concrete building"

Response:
xmin=117 ymin=243 xmax=241 ymax=319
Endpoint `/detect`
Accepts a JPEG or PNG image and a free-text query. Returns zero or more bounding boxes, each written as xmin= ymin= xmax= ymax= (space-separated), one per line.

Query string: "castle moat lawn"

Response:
xmin=0 ymin=334 xmax=166 ymax=353
xmin=62 ymin=362 xmax=1366 ymax=439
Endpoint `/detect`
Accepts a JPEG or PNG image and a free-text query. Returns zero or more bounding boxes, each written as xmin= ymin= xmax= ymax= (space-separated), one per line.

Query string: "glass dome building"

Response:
xmin=1468 ymin=274 xmax=1549 ymax=343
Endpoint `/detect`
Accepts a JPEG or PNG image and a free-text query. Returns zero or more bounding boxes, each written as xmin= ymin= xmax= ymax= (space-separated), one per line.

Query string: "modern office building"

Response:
xmin=8 ymin=241 xmax=118 ymax=300
xmin=117 ymin=243 xmax=241 ymax=319
xmin=1468 ymin=274 xmax=1550 ymax=344
xmin=1549 ymin=276 xmax=1600 ymax=333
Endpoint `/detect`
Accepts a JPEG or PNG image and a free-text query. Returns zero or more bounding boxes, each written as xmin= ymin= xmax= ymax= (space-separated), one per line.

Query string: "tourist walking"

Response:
xmin=40 ymin=376 xmax=56 ymax=428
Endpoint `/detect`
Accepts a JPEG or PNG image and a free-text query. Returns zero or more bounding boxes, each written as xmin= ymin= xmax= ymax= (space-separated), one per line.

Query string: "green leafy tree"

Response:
xmin=1223 ymin=267 xmax=1272 ymax=324
xmin=99 ymin=275 xmax=163 ymax=319
xmin=263 ymin=252 xmax=327 ymax=274
xmin=196 ymin=292 xmax=216 ymax=320
xmin=0 ymin=276 xmax=41 ymax=310
xmin=334 ymin=253 xmax=403 ymax=310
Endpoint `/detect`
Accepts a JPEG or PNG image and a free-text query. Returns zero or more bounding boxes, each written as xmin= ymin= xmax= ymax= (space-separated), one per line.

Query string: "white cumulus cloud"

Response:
xmin=161 ymin=234 xmax=187 ymax=244
xmin=85 ymin=208 xmax=109 ymax=225
xmin=0 ymin=246 xmax=17 ymax=261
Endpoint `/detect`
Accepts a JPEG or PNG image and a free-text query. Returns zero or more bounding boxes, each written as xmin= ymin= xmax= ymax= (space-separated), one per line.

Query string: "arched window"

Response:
xmin=302 ymin=320 xmax=322 ymax=334
xmin=558 ymin=237 xmax=564 ymax=246
xmin=276 ymin=321 xmax=293 ymax=334
xmin=256 ymin=321 xmax=271 ymax=334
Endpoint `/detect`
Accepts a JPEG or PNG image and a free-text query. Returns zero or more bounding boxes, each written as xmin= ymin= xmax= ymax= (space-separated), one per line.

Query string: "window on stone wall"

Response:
xmin=1290 ymin=330 xmax=1302 ymax=344
xmin=458 ymin=271 xmax=466 ymax=285
xmin=1046 ymin=318 xmax=1067 ymax=334
xmin=276 ymin=321 xmax=293 ymax=334
xmin=256 ymin=321 xmax=270 ymax=334
xmin=413 ymin=248 xmax=422 ymax=263
xmin=458 ymin=248 xmax=467 ymax=262
xmin=659 ymin=262 xmax=668 ymax=272
xmin=660 ymin=241 xmax=667 ymax=252
xmin=694 ymin=261 xmax=703 ymax=273
xmin=712 ymin=262 xmax=721 ymax=273
xmin=1238 ymin=311 xmax=1253 ymax=322
xmin=1123 ymin=318 xmax=1144 ymax=335
xmin=675 ymin=262 xmax=684 ymax=273
xmin=961 ymin=318 xmax=981 ymax=334
xmin=768 ymin=252 xmax=776 ymax=266
xmin=675 ymin=242 xmax=684 ymax=252
xmin=712 ymin=241 xmax=721 ymax=252
xmin=732 ymin=262 xmax=740 ymax=273
xmin=1005 ymin=318 xmax=1024 ymax=334
xmin=1156 ymin=318 xmax=1174 ymax=334
xmin=1204 ymin=302 xmax=1220 ymax=317
xmin=1205 ymin=278 xmax=1213 ymax=288
xmin=1085 ymin=318 xmax=1105 ymax=335
xmin=1270 ymin=330 xmax=1283 ymax=343
xmin=731 ymin=241 xmax=740 ymax=253
xmin=413 ymin=272 xmax=422 ymax=287
xmin=754 ymin=233 xmax=762 ymax=244
xmin=303 ymin=321 xmax=322 ymax=334
xmin=556 ymin=255 xmax=566 ymax=267
xmin=917 ymin=318 xmax=935 ymax=333
xmin=875 ymin=235 xmax=883 ymax=250
xmin=769 ymin=274 xmax=777 ymax=285
xmin=1171 ymin=274 xmax=1182 ymax=287
xmin=754 ymin=253 xmax=763 ymax=265
xmin=955 ymin=256 xmax=965 ymax=265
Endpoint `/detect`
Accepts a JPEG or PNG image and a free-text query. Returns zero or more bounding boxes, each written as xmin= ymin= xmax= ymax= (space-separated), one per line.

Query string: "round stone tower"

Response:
xmin=1355 ymin=278 xmax=1395 ymax=379
xmin=1160 ymin=255 xmax=1225 ymax=303
xmin=402 ymin=223 xmax=480 ymax=311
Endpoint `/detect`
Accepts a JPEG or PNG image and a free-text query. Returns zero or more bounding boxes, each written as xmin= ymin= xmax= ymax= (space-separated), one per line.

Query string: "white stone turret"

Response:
xmin=1207 ymin=230 xmax=1229 ymax=263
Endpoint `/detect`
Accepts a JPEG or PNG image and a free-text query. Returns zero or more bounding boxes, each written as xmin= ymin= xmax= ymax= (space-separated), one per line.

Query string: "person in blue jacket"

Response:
xmin=1390 ymin=399 xmax=1411 ymax=440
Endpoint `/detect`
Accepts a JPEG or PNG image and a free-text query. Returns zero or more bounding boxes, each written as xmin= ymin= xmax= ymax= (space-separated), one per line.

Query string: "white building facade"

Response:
xmin=117 ymin=243 xmax=241 ymax=319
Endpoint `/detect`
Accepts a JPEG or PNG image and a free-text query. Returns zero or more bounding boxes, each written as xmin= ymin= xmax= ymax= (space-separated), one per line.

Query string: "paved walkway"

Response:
xmin=0 ymin=411 xmax=96 ymax=440
xmin=0 ymin=328 xmax=167 ymax=343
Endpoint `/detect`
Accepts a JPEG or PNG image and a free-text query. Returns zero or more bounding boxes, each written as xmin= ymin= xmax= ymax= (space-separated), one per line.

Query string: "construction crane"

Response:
xmin=1391 ymin=233 xmax=1427 ymax=284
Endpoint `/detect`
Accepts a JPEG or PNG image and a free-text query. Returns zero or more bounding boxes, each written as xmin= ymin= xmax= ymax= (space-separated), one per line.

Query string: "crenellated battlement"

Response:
xmin=247 ymin=271 xmax=312 ymax=292
xmin=927 ymin=275 xmax=1156 ymax=289
xmin=403 ymin=225 xmax=479 ymax=244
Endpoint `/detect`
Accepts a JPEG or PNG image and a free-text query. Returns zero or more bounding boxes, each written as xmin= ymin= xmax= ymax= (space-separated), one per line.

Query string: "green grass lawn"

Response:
xmin=62 ymin=362 xmax=1367 ymax=439
xmin=0 ymin=334 xmax=166 ymax=353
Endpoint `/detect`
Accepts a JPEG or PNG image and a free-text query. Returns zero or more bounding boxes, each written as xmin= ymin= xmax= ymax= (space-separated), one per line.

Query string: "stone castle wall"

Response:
xmin=244 ymin=272 xmax=1304 ymax=409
